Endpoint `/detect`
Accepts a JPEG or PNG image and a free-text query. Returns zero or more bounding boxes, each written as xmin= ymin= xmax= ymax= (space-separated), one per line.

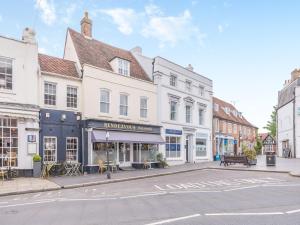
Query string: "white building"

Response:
xmin=63 ymin=13 xmax=164 ymax=171
xmin=133 ymin=49 xmax=213 ymax=165
xmin=0 ymin=28 xmax=40 ymax=175
xmin=277 ymin=69 xmax=300 ymax=158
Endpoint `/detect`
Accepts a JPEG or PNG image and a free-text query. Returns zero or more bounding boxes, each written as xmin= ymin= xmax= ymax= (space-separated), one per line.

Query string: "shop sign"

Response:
xmin=165 ymin=129 xmax=182 ymax=135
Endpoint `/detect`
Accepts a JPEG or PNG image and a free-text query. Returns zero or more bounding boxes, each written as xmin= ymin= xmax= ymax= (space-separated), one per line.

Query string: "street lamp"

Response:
xmin=106 ymin=131 xmax=111 ymax=179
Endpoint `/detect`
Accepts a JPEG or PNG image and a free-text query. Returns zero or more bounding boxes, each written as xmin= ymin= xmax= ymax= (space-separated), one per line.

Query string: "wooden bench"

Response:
xmin=220 ymin=155 xmax=250 ymax=167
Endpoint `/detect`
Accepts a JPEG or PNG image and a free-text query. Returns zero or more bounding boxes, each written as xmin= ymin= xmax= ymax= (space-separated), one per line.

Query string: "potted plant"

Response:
xmin=33 ymin=154 xmax=42 ymax=177
xmin=156 ymin=153 xmax=168 ymax=168
xmin=243 ymin=148 xmax=257 ymax=165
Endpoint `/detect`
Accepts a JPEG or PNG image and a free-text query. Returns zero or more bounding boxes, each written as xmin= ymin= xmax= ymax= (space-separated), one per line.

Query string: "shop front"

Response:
xmin=215 ymin=134 xmax=234 ymax=159
xmin=83 ymin=120 xmax=164 ymax=172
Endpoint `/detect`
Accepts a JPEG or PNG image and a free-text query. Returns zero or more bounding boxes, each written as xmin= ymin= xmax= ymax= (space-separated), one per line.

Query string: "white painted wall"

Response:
xmin=294 ymin=86 xmax=300 ymax=158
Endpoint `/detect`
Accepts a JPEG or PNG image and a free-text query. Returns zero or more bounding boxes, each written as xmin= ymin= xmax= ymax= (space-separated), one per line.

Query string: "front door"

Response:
xmin=118 ymin=143 xmax=131 ymax=167
xmin=185 ymin=136 xmax=189 ymax=162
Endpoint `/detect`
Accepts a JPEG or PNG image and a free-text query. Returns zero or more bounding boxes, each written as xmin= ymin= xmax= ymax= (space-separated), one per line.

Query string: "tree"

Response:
xmin=264 ymin=105 xmax=277 ymax=137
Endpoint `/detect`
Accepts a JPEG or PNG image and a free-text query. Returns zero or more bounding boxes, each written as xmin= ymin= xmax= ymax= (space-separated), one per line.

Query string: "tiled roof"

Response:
xmin=213 ymin=97 xmax=257 ymax=128
xmin=68 ymin=28 xmax=150 ymax=82
xmin=258 ymin=133 xmax=268 ymax=141
xmin=39 ymin=54 xmax=80 ymax=78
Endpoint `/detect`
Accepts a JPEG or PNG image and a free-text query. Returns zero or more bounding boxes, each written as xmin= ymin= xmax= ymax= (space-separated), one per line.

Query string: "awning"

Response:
xmin=91 ymin=130 xmax=165 ymax=144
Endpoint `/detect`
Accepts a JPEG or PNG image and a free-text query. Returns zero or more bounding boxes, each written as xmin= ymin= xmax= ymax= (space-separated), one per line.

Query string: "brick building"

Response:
xmin=212 ymin=97 xmax=257 ymax=159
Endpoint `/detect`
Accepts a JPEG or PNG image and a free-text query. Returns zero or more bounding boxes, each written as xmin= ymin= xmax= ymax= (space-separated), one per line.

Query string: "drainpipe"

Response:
xmin=293 ymin=90 xmax=296 ymax=158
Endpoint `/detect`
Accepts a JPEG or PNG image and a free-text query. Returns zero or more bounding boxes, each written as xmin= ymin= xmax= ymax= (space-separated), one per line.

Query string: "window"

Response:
xmin=199 ymin=86 xmax=204 ymax=96
xmin=199 ymin=109 xmax=204 ymax=125
xmin=0 ymin=57 xmax=12 ymax=90
xmin=118 ymin=58 xmax=129 ymax=76
xmin=222 ymin=121 xmax=227 ymax=133
xmin=170 ymin=75 xmax=177 ymax=87
xmin=100 ymin=89 xmax=110 ymax=113
xmin=170 ymin=101 xmax=177 ymax=121
xmin=165 ymin=136 xmax=181 ymax=158
xmin=0 ymin=118 xmax=18 ymax=167
xmin=186 ymin=80 xmax=192 ymax=91
xmin=66 ymin=137 xmax=78 ymax=162
xmin=120 ymin=94 xmax=128 ymax=116
xmin=228 ymin=123 xmax=232 ymax=133
xmin=214 ymin=119 xmax=219 ymax=132
xmin=67 ymin=86 xmax=77 ymax=108
xmin=186 ymin=105 xmax=192 ymax=123
xmin=43 ymin=137 xmax=56 ymax=163
xmin=140 ymin=97 xmax=148 ymax=118
xmin=93 ymin=142 xmax=117 ymax=164
xmin=44 ymin=82 xmax=56 ymax=106
xmin=214 ymin=103 xmax=219 ymax=111
xmin=196 ymin=139 xmax=207 ymax=157
xmin=233 ymin=124 xmax=237 ymax=134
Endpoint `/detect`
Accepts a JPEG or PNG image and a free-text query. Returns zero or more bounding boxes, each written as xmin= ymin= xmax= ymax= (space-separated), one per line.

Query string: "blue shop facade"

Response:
xmin=39 ymin=109 xmax=82 ymax=164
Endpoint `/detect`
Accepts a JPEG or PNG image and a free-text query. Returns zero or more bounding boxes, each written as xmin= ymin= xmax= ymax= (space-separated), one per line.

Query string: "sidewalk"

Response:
xmin=0 ymin=156 xmax=299 ymax=196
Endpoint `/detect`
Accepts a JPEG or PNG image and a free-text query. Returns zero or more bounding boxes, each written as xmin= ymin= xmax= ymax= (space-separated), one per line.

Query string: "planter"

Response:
xmin=248 ymin=159 xmax=257 ymax=165
xmin=33 ymin=161 xmax=41 ymax=177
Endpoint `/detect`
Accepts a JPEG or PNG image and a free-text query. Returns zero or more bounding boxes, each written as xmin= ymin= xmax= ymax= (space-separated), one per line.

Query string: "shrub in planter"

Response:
xmin=243 ymin=148 xmax=257 ymax=165
xmin=33 ymin=154 xmax=42 ymax=177
xmin=156 ymin=153 xmax=168 ymax=168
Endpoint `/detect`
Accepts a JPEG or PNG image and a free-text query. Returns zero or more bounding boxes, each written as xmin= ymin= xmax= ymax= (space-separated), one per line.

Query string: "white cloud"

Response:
xmin=218 ymin=25 xmax=224 ymax=33
xmin=99 ymin=8 xmax=137 ymax=35
xmin=145 ymin=3 xmax=163 ymax=16
xmin=62 ymin=3 xmax=77 ymax=25
xmin=142 ymin=9 xmax=205 ymax=48
xmin=35 ymin=0 xmax=56 ymax=25
xmin=38 ymin=47 xmax=48 ymax=54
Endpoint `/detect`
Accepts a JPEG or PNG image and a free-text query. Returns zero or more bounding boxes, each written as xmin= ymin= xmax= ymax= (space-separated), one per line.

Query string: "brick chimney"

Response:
xmin=80 ymin=11 xmax=92 ymax=38
xmin=22 ymin=27 xmax=36 ymax=44
xmin=291 ymin=68 xmax=300 ymax=81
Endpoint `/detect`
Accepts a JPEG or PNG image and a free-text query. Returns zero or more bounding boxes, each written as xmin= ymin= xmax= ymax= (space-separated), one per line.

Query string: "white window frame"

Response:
xmin=44 ymin=82 xmax=57 ymax=106
xmin=170 ymin=100 xmax=177 ymax=121
xmin=170 ymin=74 xmax=177 ymax=87
xmin=66 ymin=86 xmax=78 ymax=109
xmin=185 ymin=80 xmax=192 ymax=92
xmin=118 ymin=58 xmax=130 ymax=76
xmin=66 ymin=137 xmax=78 ymax=162
xmin=100 ymin=89 xmax=110 ymax=113
xmin=185 ymin=104 xmax=192 ymax=123
xmin=165 ymin=135 xmax=181 ymax=159
xmin=43 ymin=136 xmax=57 ymax=163
xmin=0 ymin=56 xmax=13 ymax=90
xmin=140 ymin=97 xmax=148 ymax=119
xmin=199 ymin=86 xmax=204 ymax=97
xmin=196 ymin=138 xmax=207 ymax=157
xmin=119 ymin=93 xmax=129 ymax=116
xmin=199 ymin=108 xmax=205 ymax=125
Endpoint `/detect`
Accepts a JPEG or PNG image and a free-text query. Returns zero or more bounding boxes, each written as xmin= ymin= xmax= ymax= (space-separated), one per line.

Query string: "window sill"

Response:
xmin=139 ymin=118 xmax=149 ymax=122
xmin=44 ymin=105 xmax=57 ymax=109
xmin=0 ymin=89 xmax=15 ymax=95
xmin=118 ymin=116 xmax=131 ymax=121
xmin=98 ymin=114 xmax=112 ymax=119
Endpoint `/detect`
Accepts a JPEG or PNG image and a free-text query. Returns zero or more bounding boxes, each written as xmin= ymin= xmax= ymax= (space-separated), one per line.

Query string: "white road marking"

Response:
xmin=120 ymin=192 xmax=167 ymax=199
xmin=206 ymin=212 xmax=284 ymax=216
xmin=154 ymin=185 xmax=165 ymax=191
xmin=0 ymin=201 xmax=8 ymax=204
xmin=286 ymin=209 xmax=300 ymax=214
xmin=33 ymin=193 xmax=41 ymax=198
xmin=58 ymin=197 xmax=117 ymax=202
xmin=12 ymin=198 xmax=20 ymax=201
xmin=92 ymin=189 xmax=97 ymax=191
xmin=145 ymin=214 xmax=201 ymax=225
xmin=224 ymin=185 xmax=259 ymax=192
xmin=169 ymin=190 xmax=222 ymax=194
xmin=0 ymin=200 xmax=56 ymax=208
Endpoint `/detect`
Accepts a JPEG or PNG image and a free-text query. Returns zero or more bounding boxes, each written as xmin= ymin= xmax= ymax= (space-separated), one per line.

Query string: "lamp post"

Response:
xmin=106 ymin=131 xmax=111 ymax=179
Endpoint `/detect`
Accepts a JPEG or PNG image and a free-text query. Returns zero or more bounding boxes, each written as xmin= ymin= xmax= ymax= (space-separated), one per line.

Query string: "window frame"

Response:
xmin=119 ymin=93 xmax=129 ymax=116
xmin=170 ymin=100 xmax=177 ymax=121
xmin=185 ymin=80 xmax=192 ymax=92
xmin=170 ymin=74 xmax=177 ymax=87
xmin=66 ymin=137 xmax=78 ymax=162
xmin=199 ymin=85 xmax=204 ymax=97
xmin=140 ymin=96 xmax=148 ymax=119
xmin=44 ymin=82 xmax=57 ymax=106
xmin=185 ymin=105 xmax=192 ymax=123
xmin=118 ymin=58 xmax=130 ymax=76
xmin=66 ymin=85 xmax=78 ymax=109
xmin=100 ymin=89 xmax=110 ymax=113
xmin=43 ymin=136 xmax=57 ymax=163
xmin=199 ymin=108 xmax=204 ymax=126
xmin=165 ymin=135 xmax=181 ymax=159
xmin=0 ymin=56 xmax=13 ymax=90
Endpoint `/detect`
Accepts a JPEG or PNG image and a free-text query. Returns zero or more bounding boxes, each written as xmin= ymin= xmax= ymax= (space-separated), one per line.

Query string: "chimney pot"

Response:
xmin=186 ymin=64 xmax=194 ymax=71
xmin=81 ymin=11 xmax=92 ymax=38
xmin=22 ymin=27 xmax=36 ymax=44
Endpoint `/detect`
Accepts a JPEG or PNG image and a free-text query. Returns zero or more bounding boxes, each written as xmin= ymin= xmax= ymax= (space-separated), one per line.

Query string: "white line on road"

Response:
xmin=169 ymin=190 xmax=222 ymax=194
xmin=206 ymin=212 xmax=284 ymax=216
xmin=33 ymin=193 xmax=41 ymax=198
xmin=145 ymin=214 xmax=201 ymax=225
xmin=0 ymin=200 xmax=56 ymax=208
xmin=224 ymin=185 xmax=259 ymax=192
xmin=120 ymin=192 xmax=167 ymax=199
xmin=286 ymin=209 xmax=300 ymax=214
xmin=0 ymin=202 xmax=8 ymax=204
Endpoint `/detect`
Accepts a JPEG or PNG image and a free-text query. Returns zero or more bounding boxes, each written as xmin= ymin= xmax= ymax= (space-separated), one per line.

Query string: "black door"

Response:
xmin=185 ymin=138 xmax=189 ymax=162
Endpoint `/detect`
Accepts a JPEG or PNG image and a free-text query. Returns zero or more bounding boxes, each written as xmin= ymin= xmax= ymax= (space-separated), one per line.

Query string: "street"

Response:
xmin=1 ymin=169 xmax=300 ymax=225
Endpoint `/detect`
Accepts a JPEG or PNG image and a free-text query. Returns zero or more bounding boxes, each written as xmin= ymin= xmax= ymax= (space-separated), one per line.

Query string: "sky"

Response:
xmin=1 ymin=0 xmax=300 ymax=132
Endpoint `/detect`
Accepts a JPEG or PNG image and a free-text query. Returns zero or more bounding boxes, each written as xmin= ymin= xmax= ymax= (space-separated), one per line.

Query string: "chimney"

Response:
xmin=130 ymin=46 xmax=142 ymax=55
xmin=22 ymin=27 xmax=36 ymax=44
xmin=81 ymin=11 xmax=92 ymax=38
xmin=291 ymin=68 xmax=300 ymax=81
xmin=186 ymin=64 xmax=194 ymax=71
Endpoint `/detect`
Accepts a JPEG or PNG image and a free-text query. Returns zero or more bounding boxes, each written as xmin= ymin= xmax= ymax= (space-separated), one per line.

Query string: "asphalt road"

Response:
xmin=1 ymin=169 xmax=300 ymax=225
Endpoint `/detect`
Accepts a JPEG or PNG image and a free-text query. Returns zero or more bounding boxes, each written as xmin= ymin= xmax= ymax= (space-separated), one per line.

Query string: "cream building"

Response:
xmin=0 ymin=28 xmax=40 ymax=175
xmin=63 ymin=13 xmax=164 ymax=171
xmin=133 ymin=49 xmax=213 ymax=165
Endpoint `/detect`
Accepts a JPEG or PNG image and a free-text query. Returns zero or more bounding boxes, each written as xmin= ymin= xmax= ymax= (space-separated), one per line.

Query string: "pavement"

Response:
xmin=0 ymin=169 xmax=300 ymax=225
xmin=0 ymin=155 xmax=299 ymax=197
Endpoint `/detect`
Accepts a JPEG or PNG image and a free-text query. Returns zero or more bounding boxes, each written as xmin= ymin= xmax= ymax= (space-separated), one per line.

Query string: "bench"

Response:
xmin=220 ymin=155 xmax=250 ymax=167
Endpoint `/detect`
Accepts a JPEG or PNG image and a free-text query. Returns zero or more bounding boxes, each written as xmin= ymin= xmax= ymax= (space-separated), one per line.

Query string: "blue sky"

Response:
xmin=1 ymin=0 xmax=299 ymax=131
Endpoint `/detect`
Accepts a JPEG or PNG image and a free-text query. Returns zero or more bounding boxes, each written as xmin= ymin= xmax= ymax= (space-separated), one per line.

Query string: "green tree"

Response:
xmin=264 ymin=105 xmax=277 ymax=137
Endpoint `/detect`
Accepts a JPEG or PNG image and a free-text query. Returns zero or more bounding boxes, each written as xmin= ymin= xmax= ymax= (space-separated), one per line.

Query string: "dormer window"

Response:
xmin=118 ymin=58 xmax=129 ymax=76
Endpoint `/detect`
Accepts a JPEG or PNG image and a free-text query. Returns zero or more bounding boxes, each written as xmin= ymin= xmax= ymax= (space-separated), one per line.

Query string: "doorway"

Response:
xmin=185 ymin=135 xmax=192 ymax=162
xmin=118 ymin=142 xmax=131 ymax=167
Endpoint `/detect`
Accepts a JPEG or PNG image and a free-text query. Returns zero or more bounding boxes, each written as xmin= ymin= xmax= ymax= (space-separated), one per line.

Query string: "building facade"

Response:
xmin=277 ymin=69 xmax=300 ymax=158
xmin=213 ymin=97 xmax=257 ymax=159
xmin=0 ymin=28 xmax=40 ymax=175
xmin=38 ymin=54 xmax=82 ymax=164
xmin=63 ymin=13 xmax=164 ymax=171
xmin=133 ymin=49 xmax=213 ymax=165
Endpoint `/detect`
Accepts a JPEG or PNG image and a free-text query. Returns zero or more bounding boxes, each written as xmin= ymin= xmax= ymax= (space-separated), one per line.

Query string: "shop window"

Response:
xmin=66 ymin=137 xmax=78 ymax=162
xmin=93 ymin=142 xmax=117 ymax=164
xmin=100 ymin=89 xmax=110 ymax=113
xmin=67 ymin=86 xmax=78 ymax=108
xmin=44 ymin=82 xmax=56 ymax=106
xmin=43 ymin=137 xmax=57 ymax=163
xmin=165 ymin=136 xmax=181 ymax=158
xmin=0 ymin=57 xmax=12 ymax=90
xmin=0 ymin=118 xmax=18 ymax=167
xmin=196 ymin=138 xmax=207 ymax=157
